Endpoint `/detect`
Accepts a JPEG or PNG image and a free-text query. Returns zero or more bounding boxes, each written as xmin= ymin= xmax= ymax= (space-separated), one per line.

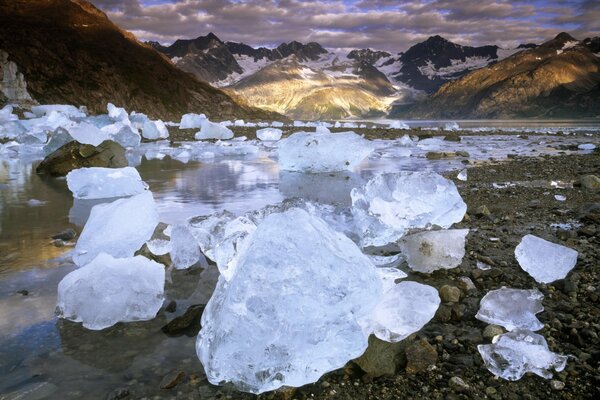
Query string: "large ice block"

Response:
xmin=256 ymin=127 xmax=283 ymax=141
xmin=56 ymin=253 xmax=165 ymax=330
xmin=196 ymin=208 xmax=381 ymax=393
xmin=475 ymin=288 xmax=544 ymax=331
xmin=278 ymin=131 xmax=374 ymax=172
xmin=67 ymin=122 xmax=110 ymax=146
xmin=195 ymin=119 xmax=234 ymax=140
xmin=180 ymin=113 xmax=207 ymax=129
xmin=73 ymin=192 xmax=159 ymax=266
xmin=515 ymin=235 xmax=577 ymax=283
xmin=66 ymin=167 xmax=148 ymax=199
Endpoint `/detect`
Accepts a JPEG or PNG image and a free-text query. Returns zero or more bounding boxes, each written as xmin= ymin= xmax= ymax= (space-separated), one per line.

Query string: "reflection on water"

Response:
xmin=0 ymin=131 xmax=598 ymax=397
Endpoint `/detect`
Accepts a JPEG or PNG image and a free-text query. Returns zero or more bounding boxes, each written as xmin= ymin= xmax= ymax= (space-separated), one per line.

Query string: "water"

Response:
xmin=0 ymin=130 xmax=598 ymax=398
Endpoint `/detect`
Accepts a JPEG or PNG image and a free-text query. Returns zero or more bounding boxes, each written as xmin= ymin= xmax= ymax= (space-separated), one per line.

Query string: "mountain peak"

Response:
xmin=553 ymin=32 xmax=577 ymax=43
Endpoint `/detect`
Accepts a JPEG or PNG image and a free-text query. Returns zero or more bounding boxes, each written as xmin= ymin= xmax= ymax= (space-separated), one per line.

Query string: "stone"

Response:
xmin=483 ymin=325 xmax=505 ymax=340
xmin=478 ymin=329 xmax=568 ymax=380
xmin=36 ymin=140 xmax=127 ymax=177
xmin=354 ymin=335 xmax=404 ymax=377
xmin=162 ymin=305 xmax=205 ymax=336
xmin=405 ymin=339 xmax=438 ymax=374
xmin=439 ymin=285 xmax=461 ymax=303
xmin=52 ymin=228 xmax=77 ymax=241
xmin=580 ymin=175 xmax=600 ymax=191
xmin=426 ymin=151 xmax=456 ymax=160
xmin=476 ymin=288 xmax=544 ymax=331
xmin=515 ymin=235 xmax=578 ymax=283
xmin=56 ymin=253 xmax=165 ymax=330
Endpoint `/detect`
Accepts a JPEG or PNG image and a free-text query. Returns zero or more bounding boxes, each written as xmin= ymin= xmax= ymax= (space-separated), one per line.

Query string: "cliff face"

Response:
xmin=0 ymin=0 xmax=279 ymax=121
xmin=0 ymin=49 xmax=34 ymax=104
xmin=398 ymin=33 xmax=600 ymax=119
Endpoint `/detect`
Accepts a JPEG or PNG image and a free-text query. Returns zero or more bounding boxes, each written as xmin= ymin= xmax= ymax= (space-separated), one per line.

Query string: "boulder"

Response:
xmin=36 ymin=140 xmax=127 ymax=177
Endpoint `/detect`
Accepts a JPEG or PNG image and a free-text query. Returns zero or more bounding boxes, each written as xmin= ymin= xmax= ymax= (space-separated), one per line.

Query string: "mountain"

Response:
xmin=397 ymin=33 xmax=600 ymax=119
xmin=0 ymin=0 xmax=278 ymax=121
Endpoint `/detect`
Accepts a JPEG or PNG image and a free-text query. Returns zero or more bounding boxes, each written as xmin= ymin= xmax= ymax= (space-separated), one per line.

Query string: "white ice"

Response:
xmin=515 ymin=235 xmax=578 ymax=283
xmin=56 ymin=253 xmax=165 ymax=330
xmin=475 ymin=288 xmax=544 ymax=331
xmin=195 ymin=119 xmax=234 ymax=140
xmin=67 ymin=122 xmax=110 ymax=146
xmin=66 ymin=166 xmax=148 ymax=199
xmin=388 ymin=121 xmax=410 ymax=129
xmin=180 ymin=113 xmax=207 ymax=129
xmin=256 ymin=127 xmax=282 ymax=141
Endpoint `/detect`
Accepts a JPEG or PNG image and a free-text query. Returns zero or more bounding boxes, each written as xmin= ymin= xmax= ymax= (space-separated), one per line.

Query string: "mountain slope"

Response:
xmin=0 ymin=0 xmax=277 ymax=121
xmin=399 ymin=33 xmax=600 ymax=119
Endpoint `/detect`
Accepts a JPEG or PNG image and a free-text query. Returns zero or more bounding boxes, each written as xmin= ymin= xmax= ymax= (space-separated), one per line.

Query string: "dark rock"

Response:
xmin=161 ymin=304 xmax=205 ymax=336
xmin=52 ymin=228 xmax=77 ymax=241
xmin=354 ymin=335 xmax=405 ymax=377
xmin=580 ymin=175 xmax=600 ymax=191
xmin=426 ymin=151 xmax=456 ymax=160
xmin=17 ymin=289 xmax=29 ymax=296
xmin=160 ymin=371 xmax=185 ymax=390
xmin=456 ymin=151 xmax=470 ymax=157
xmin=105 ymin=388 xmax=130 ymax=400
xmin=443 ymin=132 xmax=461 ymax=142
xmin=165 ymin=300 xmax=177 ymax=313
xmin=483 ymin=325 xmax=504 ymax=340
xmin=36 ymin=140 xmax=127 ymax=177
xmin=405 ymin=339 xmax=437 ymax=373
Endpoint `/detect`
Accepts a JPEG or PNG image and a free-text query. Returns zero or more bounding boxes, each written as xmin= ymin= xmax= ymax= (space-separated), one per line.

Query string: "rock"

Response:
xmin=105 ymin=388 xmax=130 ymax=400
xmin=449 ymin=376 xmax=470 ymax=392
xmin=439 ymin=285 xmax=461 ymax=303
xmin=160 ymin=371 xmax=186 ymax=390
xmin=17 ymin=289 xmax=28 ymax=296
xmin=36 ymin=140 xmax=127 ymax=177
xmin=162 ymin=304 xmax=205 ymax=336
xmin=0 ymin=49 xmax=34 ymax=102
xmin=405 ymin=338 xmax=437 ymax=373
xmin=52 ymin=239 xmax=65 ymax=247
xmin=456 ymin=151 xmax=470 ymax=157
xmin=354 ymin=335 xmax=405 ymax=377
xmin=52 ymin=228 xmax=77 ymax=241
xmin=483 ymin=324 xmax=505 ymax=340
xmin=426 ymin=151 xmax=456 ymax=159
xmin=579 ymin=203 xmax=600 ymax=224
xmin=165 ymin=300 xmax=177 ymax=313
xmin=443 ymin=132 xmax=461 ymax=142
xmin=580 ymin=175 xmax=600 ymax=191
xmin=550 ymin=380 xmax=565 ymax=390
xmin=475 ymin=205 xmax=491 ymax=217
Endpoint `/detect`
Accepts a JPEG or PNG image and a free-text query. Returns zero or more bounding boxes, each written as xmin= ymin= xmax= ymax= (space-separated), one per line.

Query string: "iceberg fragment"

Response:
xmin=400 ymin=229 xmax=468 ymax=273
xmin=278 ymin=131 xmax=374 ymax=172
xmin=66 ymin=167 xmax=147 ymax=199
xmin=67 ymin=122 xmax=110 ymax=146
xmin=256 ymin=127 xmax=282 ymax=141
xmin=478 ymin=329 xmax=568 ymax=380
xmin=515 ymin=235 xmax=578 ymax=283
xmin=388 ymin=121 xmax=410 ymax=129
xmin=170 ymin=225 xmax=201 ymax=269
xmin=56 ymin=253 xmax=165 ymax=330
xmin=195 ymin=119 xmax=234 ymax=140
xmin=180 ymin=113 xmax=207 ymax=129
xmin=475 ymin=288 xmax=544 ymax=331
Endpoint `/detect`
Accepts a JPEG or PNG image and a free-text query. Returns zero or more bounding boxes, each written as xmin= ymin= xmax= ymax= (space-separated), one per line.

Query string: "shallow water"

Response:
xmin=0 ymin=131 xmax=598 ymax=398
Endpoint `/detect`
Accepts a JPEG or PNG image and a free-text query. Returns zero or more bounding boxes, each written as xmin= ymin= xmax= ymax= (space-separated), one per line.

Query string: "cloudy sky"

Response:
xmin=91 ymin=0 xmax=600 ymax=52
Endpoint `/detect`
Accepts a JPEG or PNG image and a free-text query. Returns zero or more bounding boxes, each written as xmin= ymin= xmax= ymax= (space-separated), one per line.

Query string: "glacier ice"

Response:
xmin=478 ymin=329 xmax=568 ymax=380
xmin=271 ymin=121 xmax=284 ymax=127
xmin=195 ymin=119 xmax=234 ymax=140
xmin=196 ymin=208 xmax=382 ymax=394
xmin=180 ymin=113 xmax=207 ymax=129
xmin=351 ymin=172 xmax=467 ymax=248
xmin=388 ymin=121 xmax=410 ymax=129
xmin=315 ymin=125 xmax=331 ymax=134
xmin=361 ymin=281 xmax=440 ymax=342
xmin=44 ymin=128 xmax=74 ymax=155
xmin=73 ymin=191 xmax=159 ymax=266
xmin=110 ymin=125 xmax=141 ymax=148
xmin=256 ymin=127 xmax=282 ymax=141
xmin=67 ymin=122 xmax=110 ymax=146
xmin=66 ymin=167 xmax=148 ymax=199
xmin=278 ymin=131 xmax=374 ymax=173
xmin=56 ymin=253 xmax=165 ymax=330
xmin=475 ymin=288 xmax=544 ymax=331
xmin=31 ymin=104 xmax=86 ymax=119
xmin=141 ymin=119 xmax=169 ymax=140
xmin=444 ymin=122 xmax=459 ymax=131
xmin=107 ymin=103 xmax=129 ymax=122
xmin=515 ymin=235 xmax=578 ymax=283
xmin=400 ymin=229 xmax=468 ymax=273
xmin=170 ymin=225 xmax=201 ymax=269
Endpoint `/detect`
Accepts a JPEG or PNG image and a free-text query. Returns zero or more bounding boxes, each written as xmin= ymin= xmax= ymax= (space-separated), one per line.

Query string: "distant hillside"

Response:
xmin=397 ymin=33 xmax=600 ymax=119
xmin=0 ymin=0 xmax=279 ymax=121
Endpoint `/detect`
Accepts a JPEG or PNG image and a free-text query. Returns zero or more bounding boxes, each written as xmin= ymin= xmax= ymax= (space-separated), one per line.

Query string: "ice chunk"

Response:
xmin=388 ymin=121 xmax=410 ymax=129
xmin=256 ymin=127 xmax=282 ymax=141
xmin=234 ymin=119 xmax=245 ymax=126
xmin=67 ymin=122 xmax=110 ymax=146
xmin=107 ymin=103 xmax=129 ymax=122
xmin=66 ymin=167 xmax=148 ymax=199
xmin=400 ymin=229 xmax=468 ymax=273
xmin=180 ymin=113 xmax=207 ymax=129
xmin=444 ymin=122 xmax=459 ymax=131
xmin=147 ymin=238 xmax=171 ymax=256
xmin=515 ymin=235 xmax=578 ymax=283
xmin=31 ymin=105 xmax=85 ymax=119
xmin=457 ymin=169 xmax=467 ymax=181
xmin=368 ymin=253 xmax=406 ymax=269
xmin=278 ymin=131 xmax=374 ymax=173
xmin=111 ymin=125 xmax=141 ymax=147
xmin=43 ymin=128 xmax=74 ymax=155
xmin=0 ymin=105 xmax=18 ymax=122
xmin=362 ymin=281 xmax=439 ymax=342
xmin=56 ymin=253 xmax=165 ymax=330
xmin=73 ymin=192 xmax=159 ymax=266
xmin=315 ymin=125 xmax=331 ymax=134
xmin=554 ymin=194 xmax=566 ymax=201
xmin=170 ymin=225 xmax=201 ymax=269
xmin=478 ymin=329 xmax=568 ymax=380
xmin=293 ymin=120 xmax=306 ymax=127
xmin=141 ymin=120 xmax=169 ymax=140
xmin=476 ymin=288 xmax=544 ymax=331
xmin=196 ymin=208 xmax=382 ymax=394
xmin=271 ymin=121 xmax=284 ymax=127
xmin=351 ymin=172 xmax=467 ymax=248
xmin=17 ymin=129 xmax=47 ymax=145
xmin=578 ymin=143 xmax=596 ymax=150
xmin=397 ymin=134 xmax=414 ymax=146
xmin=195 ymin=119 xmax=234 ymax=140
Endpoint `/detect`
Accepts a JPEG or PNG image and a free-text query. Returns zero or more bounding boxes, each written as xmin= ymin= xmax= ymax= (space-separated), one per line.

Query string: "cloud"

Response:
xmin=90 ymin=0 xmax=600 ymax=51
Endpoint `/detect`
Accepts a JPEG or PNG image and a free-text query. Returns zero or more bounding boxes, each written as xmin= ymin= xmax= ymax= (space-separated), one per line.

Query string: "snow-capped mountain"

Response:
xmin=152 ymin=33 xmax=522 ymax=120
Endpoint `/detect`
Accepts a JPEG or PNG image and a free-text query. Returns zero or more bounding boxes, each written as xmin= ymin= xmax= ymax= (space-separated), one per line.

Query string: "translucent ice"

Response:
xmin=66 ymin=167 xmax=148 ymax=199
xmin=362 ymin=281 xmax=439 ymax=342
xmin=141 ymin=120 xmax=169 ymax=140
xmin=180 ymin=113 xmax=207 ymax=129
xmin=56 ymin=253 xmax=165 ymax=330
xmin=400 ymin=229 xmax=468 ymax=273
xmin=388 ymin=121 xmax=410 ymax=129
xmin=515 ymin=235 xmax=578 ymax=283
xmin=578 ymin=143 xmax=596 ymax=150
xmin=107 ymin=103 xmax=129 ymax=122
xmin=351 ymin=172 xmax=467 ymax=248
xmin=170 ymin=225 xmax=201 ymax=269
xmin=44 ymin=128 xmax=74 ymax=155
xmin=256 ymin=127 xmax=282 ymax=141
xmin=457 ymin=169 xmax=468 ymax=181
xmin=478 ymin=329 xmax=568 ymax=380
xmin=73 ymin=192 xmax=159 ymax=266
xmin=67 ymin=122 xmax=110 ymax=146
xmin=271 ymin=121 xmax=284 ymax=127
xmin=475 ymin=288 xmax=544 ymax=331
xmin=111 ymin=125 xmax=141 ymax=147
xmin=278 ymin=131 xmax=374 ymax=173
xmin=195 ymin=120 xmax=234 ymax=140
xmin=31 ymin=104 xmax=85 ymax=119
xmin=196 ymin=208 xmax=381 ymax=394
xmin=444 ymin=122 xmax=459 ymax=131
